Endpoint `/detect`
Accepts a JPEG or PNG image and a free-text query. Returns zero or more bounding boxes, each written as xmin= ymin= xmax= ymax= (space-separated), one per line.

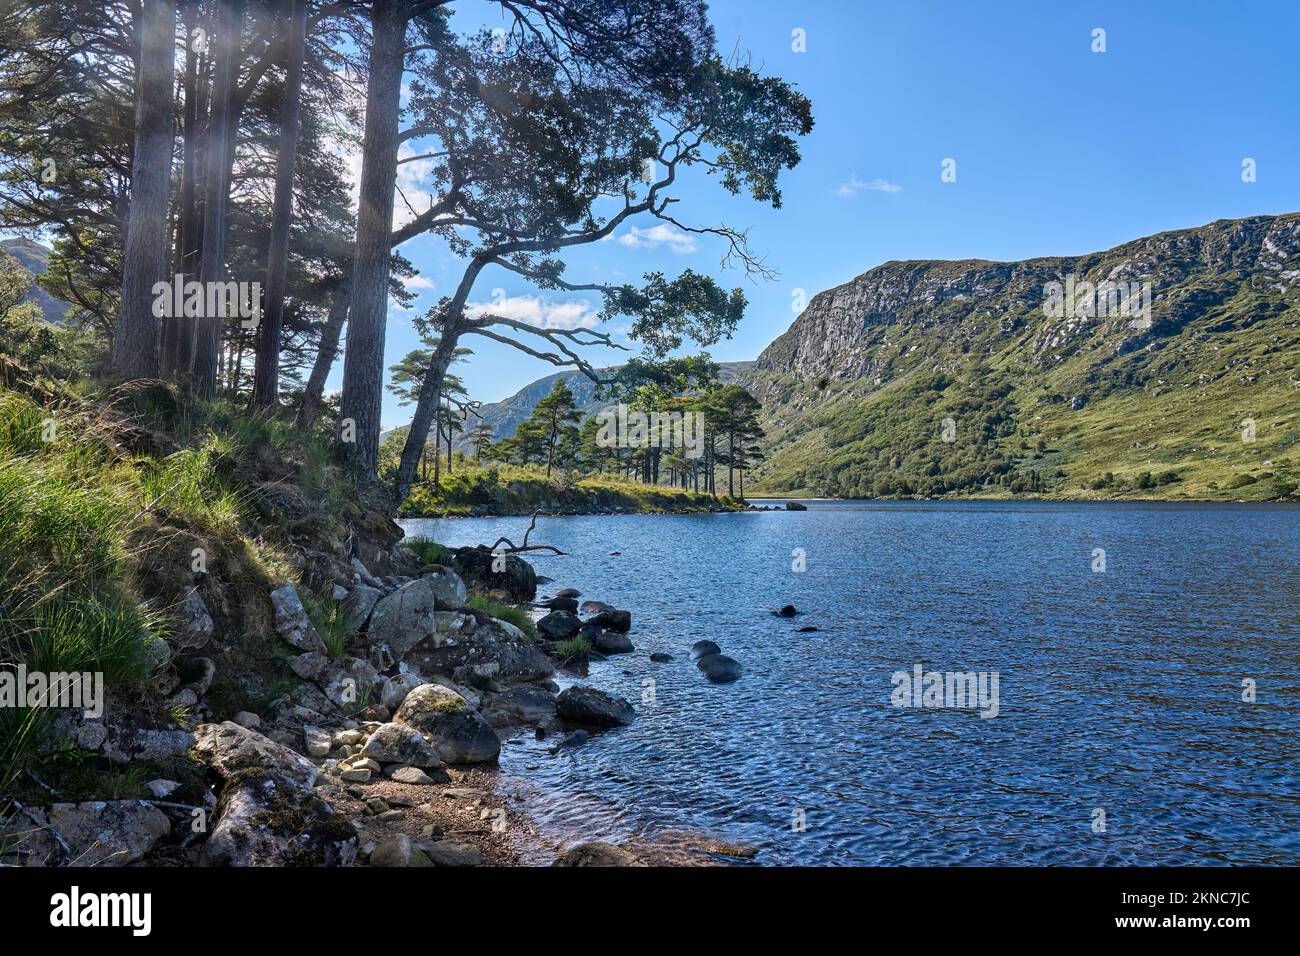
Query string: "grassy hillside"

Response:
xmin=743 ymin=213 xmax=1300 ymax=501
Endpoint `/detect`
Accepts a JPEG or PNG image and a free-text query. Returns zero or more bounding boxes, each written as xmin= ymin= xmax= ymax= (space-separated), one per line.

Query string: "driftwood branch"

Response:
xmin=488 ymin=510 xmax=566 ymax=555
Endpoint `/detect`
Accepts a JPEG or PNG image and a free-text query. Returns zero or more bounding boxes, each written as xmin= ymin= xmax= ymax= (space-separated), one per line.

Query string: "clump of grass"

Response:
xmin=552 ymin=636 xmax=591 ymax=661
xmin=401 ymin=535 xmax=451 ymax=566
xmin=466 ymin=592 xmax=539 ymax=641
xmin=304 ymin=594 xmax=349 ymax=661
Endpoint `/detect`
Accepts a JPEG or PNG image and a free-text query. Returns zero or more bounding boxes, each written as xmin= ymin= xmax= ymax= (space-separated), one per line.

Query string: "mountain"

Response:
xmin=453 ymin=361 xmax=753 ymax=451
xmin=0 ymin=237 xmax=71 ymax=325
xmin=739 ymin=212 xmax=1300 ymax=500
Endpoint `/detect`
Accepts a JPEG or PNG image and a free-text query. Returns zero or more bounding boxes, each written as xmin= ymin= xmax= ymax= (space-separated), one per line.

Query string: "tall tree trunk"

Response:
xmin=727 ymin=430 xmax=735 ymax=497
xmin=252 ymin=0 xmax=308 ymax=407
xmin=339 ymin=0 xmax=405 ymax=479
xmin=190 ymin=0 xmax=241 ymax=399
xmin=296 ymin=278 xmax=350 ymax=429
xmin=109 ymin=0 xmax=176 ymax=380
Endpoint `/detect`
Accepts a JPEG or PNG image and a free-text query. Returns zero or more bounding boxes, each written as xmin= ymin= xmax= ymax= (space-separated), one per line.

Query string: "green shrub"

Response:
xmin=466 ymin=593 xmax=538 ymax=641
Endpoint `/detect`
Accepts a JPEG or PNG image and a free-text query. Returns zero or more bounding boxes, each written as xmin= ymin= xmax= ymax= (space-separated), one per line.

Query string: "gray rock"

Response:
xmin=379 ymin=672 xmax=428 ymax=711
xmin=102 ymin=728 xmax=196 ymax=765
xmin=584 ymin=609 xmax=631 ymax=633
xmin=649 ymin=652 xmax=672 ymax=663
xmin=785 ymin=501 xmax=808 ymax=511
xmin=690 ymin=640 xmax=721 ymax=660
xmin=193 ymin=721 xmax=318 ymax=789
xmin=386 ymin=765 xmax=435 ymax=785
xmin=393 ymin=683 xmax=500 ymax=765
xmin=366 ymin=569 xmax=468 ymax=656
xmin=480 ymin=684 xmax=559 ymax=731
xmin=271 ymin=584 xmax=325 ymax=652
xmin=146 ymin=778 xmax=180 ymax=799
xmin=303 ymin=725 xmax=333 ymax=757
xmin=447 ymin=546 xmax=537 ymax=601
xmin=343 ymin=585 xmax=383 ymax=636
xmin=579 ymin=600 xmax=614 ymax=614
xmin=587 ymin=627 xmax=633 ymax=655
xmin=232 ymin=711 xmax=260 ymax=729
xmin=361 ymin=723 xmax=444 ymax=768
xmin=371 ymin=833 xmax=431 ymax=867
xmin=553 ymin=841 xmax=646 ymax=867
xmin=422 ymin=839 xmax=481 ymax=867
xmin=332 ymin=584 xmax=349 ymax=601
xmin=404 ymin=615 xmax=555 ymax=685
xmin=1 ymin=800 xmax=170 ymax=867
xmin=556 ymin=685 xmax=634 ymax=728
xmin=174 ymin=586 xmax=214 ymax=650
xmin=201 ymin=769 xmax=357 ymax=866
xmin=537 ymin=610 xmax=582 ymax=640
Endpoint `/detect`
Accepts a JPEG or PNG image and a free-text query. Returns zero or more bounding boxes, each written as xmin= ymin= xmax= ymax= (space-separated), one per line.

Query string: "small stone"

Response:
xmin=370 ymin=834 xmax=413 ymax=867
xmin=377 ymin=809 xmax=404 ymax=822
xmin=339 ymin=768 xmax=371 ymax=783
xmin=387 ymin=766 xmax=435 ymax=786
xmin=423 ymin=840 xmax=481 ymax=867
xmin=146 ymin=778 xmax=180 ymax=799
xmin=232 ymin=711 xmax=260 ymax=729
xmin=304 ymin=725 xmax=332 ymax=757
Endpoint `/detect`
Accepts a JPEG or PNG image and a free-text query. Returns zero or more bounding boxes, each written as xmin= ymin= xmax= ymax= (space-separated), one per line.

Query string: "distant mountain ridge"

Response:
xmin=737 ymin=212 xmax=1300 ymax=499
xmin=0 ymin=237 xmax=71 ymax=325
xmin=453 ymin=361 xmax=754 ymax=451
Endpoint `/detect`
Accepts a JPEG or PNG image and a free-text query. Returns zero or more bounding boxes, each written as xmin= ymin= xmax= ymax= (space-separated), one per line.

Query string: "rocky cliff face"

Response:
xmin=741 ymin=213 xmax=1300 ymax=499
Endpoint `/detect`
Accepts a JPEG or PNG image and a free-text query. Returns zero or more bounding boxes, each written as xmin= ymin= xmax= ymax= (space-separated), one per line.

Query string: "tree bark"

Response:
xmin=190 ymin=0 xmax=242 ymax=399
xmin=296 ymin=278 xmax=350 ymax=429
xmin=109 ymin=0 xmax=176 ymax=380
xmin=339 ymin=0 xmax=405 ymax=479
xmin=252 ymin=0 xmax=308 ymax=407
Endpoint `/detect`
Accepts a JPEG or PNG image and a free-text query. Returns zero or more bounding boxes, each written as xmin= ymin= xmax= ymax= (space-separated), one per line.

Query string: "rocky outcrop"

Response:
xmin=366 ymin=568 xmax=468 ymax=656
xmin=271 ymin=584 xmax=324 ymax=652
xmin=200 ymin=769 xmax=357 ymax=866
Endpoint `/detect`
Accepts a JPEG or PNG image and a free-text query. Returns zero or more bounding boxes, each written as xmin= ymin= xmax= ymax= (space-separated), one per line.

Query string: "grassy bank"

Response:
xmin=399 ymin=462 xmax=746 ymax=517
xmin=0 ymin=372 xmax=387 ymax=803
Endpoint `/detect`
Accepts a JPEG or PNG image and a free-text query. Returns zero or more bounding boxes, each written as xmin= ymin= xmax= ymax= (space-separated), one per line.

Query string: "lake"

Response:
xmin=401 ymin=500 xmax=1300 ymax=865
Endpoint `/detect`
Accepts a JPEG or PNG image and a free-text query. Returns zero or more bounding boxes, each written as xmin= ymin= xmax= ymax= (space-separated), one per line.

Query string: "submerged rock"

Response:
xmin=696 ymin=653 xmax=743 ymax=684
xmin=786 ymin=501 xmax=808 ymax=511
xmin=553 ymin=841 xmax=647 ymax=867
xmin=773 ymin=604 xmax=798 ymax=617
xmin=690 ymin=640 xmax=721 ymax=661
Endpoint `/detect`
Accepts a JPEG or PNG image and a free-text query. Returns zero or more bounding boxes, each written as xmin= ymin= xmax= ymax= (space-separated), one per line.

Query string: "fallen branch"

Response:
xmin=487 ymin=510 xmax=566 ymax=556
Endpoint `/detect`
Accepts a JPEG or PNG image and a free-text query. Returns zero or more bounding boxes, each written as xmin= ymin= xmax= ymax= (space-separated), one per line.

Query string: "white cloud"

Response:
xmin=613 ymin=223 xmax=698 ymax=253
xmin=835 ymin=174 xmax=902 ymax=198
xmin=465 ymin=294 xmax=599 ymax=330
xmin=404 ymin=275 xmax=436 ymax=292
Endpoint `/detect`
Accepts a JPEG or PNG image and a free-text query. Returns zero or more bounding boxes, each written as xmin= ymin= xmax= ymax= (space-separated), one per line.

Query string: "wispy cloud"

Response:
xmin=835 ymin=174 xmax=903 ymax=198
xmin=612 ymin=223 xmax=698 ymax=253
xmin=465 ymin=294 xmax=599 ymax=330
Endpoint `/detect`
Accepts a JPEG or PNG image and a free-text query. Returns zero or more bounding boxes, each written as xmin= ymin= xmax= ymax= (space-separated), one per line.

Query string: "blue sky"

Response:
xmin=371 ymin=0 xmax=1300 ymax=428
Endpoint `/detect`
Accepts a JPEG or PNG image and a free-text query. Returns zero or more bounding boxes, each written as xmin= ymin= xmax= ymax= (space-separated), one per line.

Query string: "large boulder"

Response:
xmin=585 ymin=609 xmax=631 ymax=633
xmin=289 ymin=653 xmax=381 ymax=709
xmin=361 ymin=722 xmax=444 ymax=768
xmin=537 ymin=610 xmax=582 ymax=640
xmin=696 ymin=653 xmax=743 ymax=684
xmin=786 ymin=501 xmax=808 ymax=511
xmin=393 ymin=683 xmax=500 ymax=765
xmin=201 ymin=768 xmax=357 ymax=867
xmin=271 ymin=584 xmax=324 ymax=652
xmin=193 ymin=721 xmax=318 ymax=789
xmin=1 ymin=801 xmax=170 ymax=867
xmin=367 ymin=568 xmax=468 ymax=656
xmin=447 ymin=546 xmax=537 ymax=602
xmin=556 ymin=685 xmax=634 ymax=728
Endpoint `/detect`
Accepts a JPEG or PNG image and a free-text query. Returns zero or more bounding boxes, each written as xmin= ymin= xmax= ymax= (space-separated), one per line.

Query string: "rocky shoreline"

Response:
xmin=2 ymin=541 xmax=748 ymax=868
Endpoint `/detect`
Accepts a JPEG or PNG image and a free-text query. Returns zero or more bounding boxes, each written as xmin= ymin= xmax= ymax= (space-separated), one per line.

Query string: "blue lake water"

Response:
xmin=401 ymin=500 xmax=1300 ymax=865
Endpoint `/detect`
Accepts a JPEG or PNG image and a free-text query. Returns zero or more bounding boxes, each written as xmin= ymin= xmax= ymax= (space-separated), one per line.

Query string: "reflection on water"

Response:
xmin=403 ymin=500 xmax=1300 ymax=865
